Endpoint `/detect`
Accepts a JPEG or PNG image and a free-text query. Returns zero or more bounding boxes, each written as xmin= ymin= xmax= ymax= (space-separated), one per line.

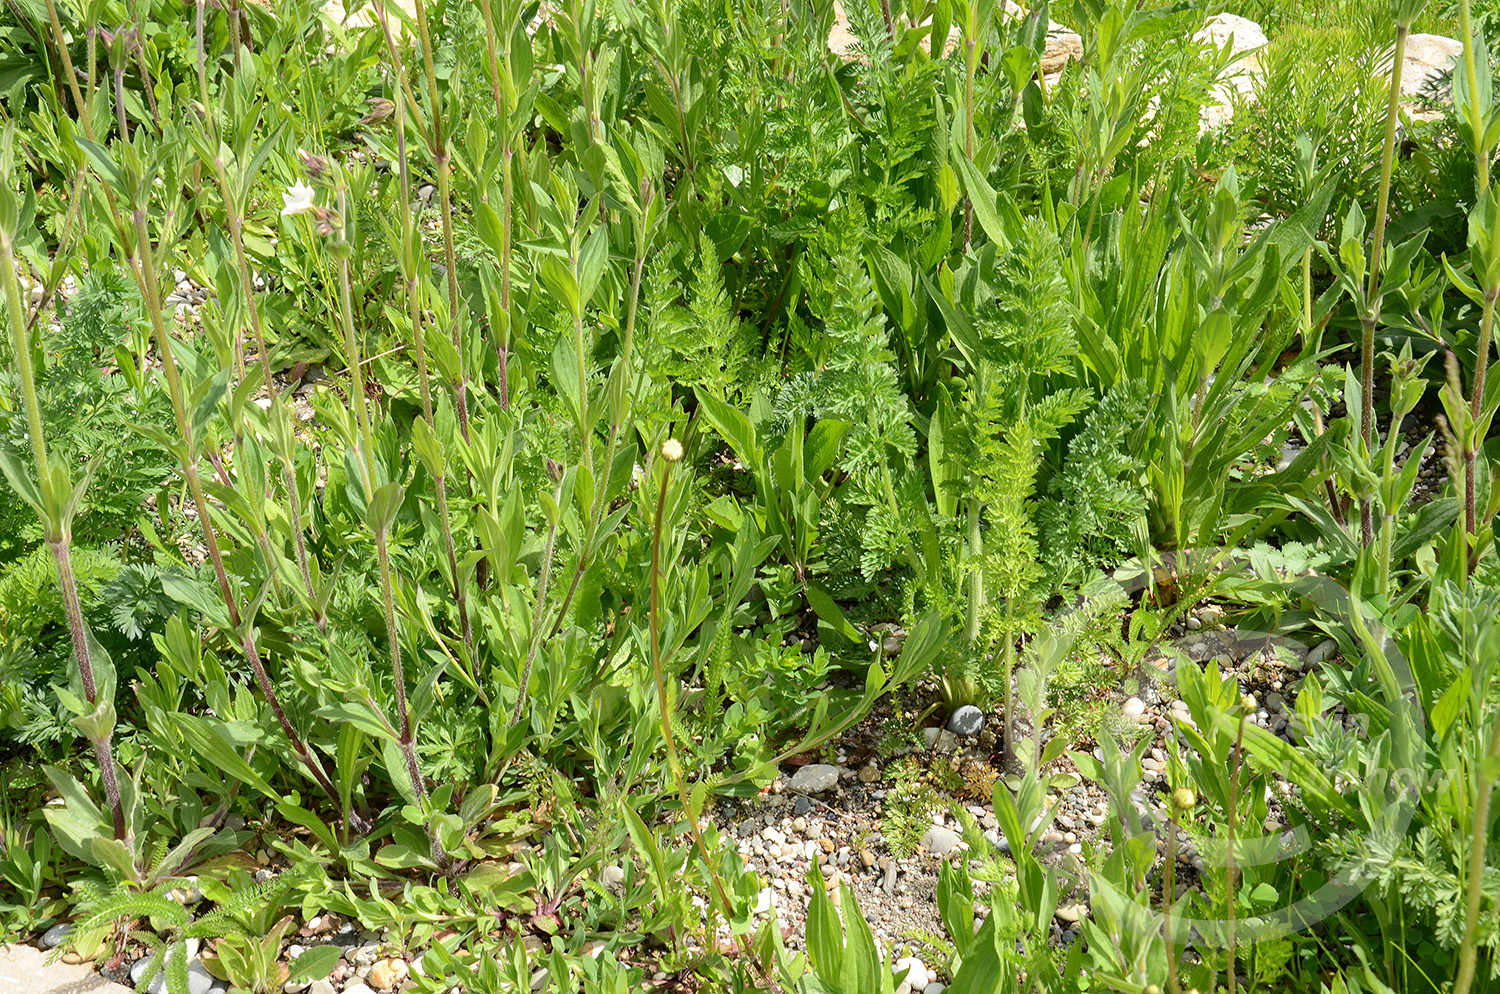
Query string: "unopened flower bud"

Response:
xmin=546 ymin=458 xmax=564 ymax=482
xmin=297 ymin=147 xmax=331 ymax=180
xmin=661 ymin=438 xmax=684 ymax=463
xmin=361 ymin=98 xmax=396 ymax=125
xmin=1172 ymin=787 xmax=1196 ymax=812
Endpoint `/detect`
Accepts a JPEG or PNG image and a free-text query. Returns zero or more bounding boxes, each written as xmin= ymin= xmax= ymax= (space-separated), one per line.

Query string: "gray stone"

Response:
xmin=924 ymin=985 xmax=947 ymax=994
xmin=0 ymin=944 xmax=132 ymax=994
xmin=923 ymin=727 xmax=941 ymax=750
xmin=935 ymin=730 xmax=959 ymax=753
xmin=790 ymin=764 xmax=839 ymax=794
xmin=1306 ymin=639 xmax=1337 ymax=667
xmin=146 ymin=958 xmax=214 ymax=994
xmin=946 ymin=705 xmax=985 ymax=736
xmin=792 ymin=796 xmax=812 ymax=816
xmin=38 ymin=923 xmax=71 ymax=950
xmin=921 ymin=826 xmax=962 ymax=856
xmin=308 ymin=982 xmax=337 ymax=994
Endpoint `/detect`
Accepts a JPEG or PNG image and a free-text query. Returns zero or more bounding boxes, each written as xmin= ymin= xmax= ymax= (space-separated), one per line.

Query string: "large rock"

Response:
xmin=1193 ymin=13 xmax=1269 ymax=130
xmin=1393 ymin=33 xmax=1463 ymax=100
xmin=827 ymin=0 xmax=1079 ymax=73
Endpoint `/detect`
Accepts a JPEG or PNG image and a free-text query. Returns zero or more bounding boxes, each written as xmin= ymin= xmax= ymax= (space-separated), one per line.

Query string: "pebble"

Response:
xmin=923 ymin=727 xmax=942 ymax=749
xmin=308 ymin=982 xmax=337 ymax=994
xmin=793 ymin=796 xmax=812 ymax=816
xmin=1055 ymin=903 xmax=1087 ymax=923
xmin=935 ymin=730 xmax=960 ymax=753
xmin=368 ymin=958 xmax=408 ymax=989
xmin=342 ymin=984 xmax=376 ymax=994
xmin=1122 ymin=697 xmax=1146 ymax=719
xmin=602 ymin=864 xmax=625 ymax=890
xmin=947 ymin=705 xmax=985 ymax=736
xmin=39 ymin=923 xmax=71 ymax=949
xmin=146 ymin=958 xmax=214 ymax=994
xmin=790 ymin=764 xmax=840 ymax=794
xmin=1186 ymin=616 xmax=1202 ymax=630
xmin=924 ymin=985 xmax=948 ymax=994
xmin=922 ymin=826 xmax=962 ymax=855
xmin=1306 ymin=639 xmax=1336 ymax=667
xmin=858 ymin=764 xmax=882 ymax=783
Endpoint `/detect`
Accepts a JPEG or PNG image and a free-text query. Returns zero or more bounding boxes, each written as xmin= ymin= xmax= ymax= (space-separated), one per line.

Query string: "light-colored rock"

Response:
xmin=921 ymin=826 xmax=962 ymax=856
xmin=368 ymin=958 xmax=408 ymax=990
xmin=1392 ymin=34 xmax=1463 ymax=100
xmin=895 ymin=957 xmax=929 ymax=987
xmin=0 ymin=944 xmax=132 ymax=994
xmin=924 ymin=984 xmax=948 ymax=994
xmin=790 ymin=764 xmax=840 ymax=794
xmin=308 ymin=981 xmax=337 ymax=994
xmin=935 ymin=729 xmax=960 ymax=753
xmin=947 ymin=705 xmax=985 ymax=736
xmin=858 ymin=763 xmax=882 ymax=783
xmin=342 ymin=985 xmax=377 ymax=994
xmin=1122 ymin=697 xmax=1146 ymax=720
xmin=1054 ymin=902 xmax=1088 ymax=923
xmin=1193 ymin=13 xmax=1268 ymax=130
xmin=923 ymin=727 xmax=941 ymax=749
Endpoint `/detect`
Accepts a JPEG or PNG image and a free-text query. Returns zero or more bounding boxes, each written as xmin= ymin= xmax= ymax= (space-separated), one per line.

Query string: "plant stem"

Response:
xmin=1454 ymin=697 xmax=1500 ymax=994
xmin=1164 ymin=809 xmax=1180 ymax=994
xmin=372 ymin=0 xmax=474 ymax=658
xmin=1226 ymin=712 xmax=1247 ymax=994
xmin=1460 ymin=0 xmax=1489 ymax=193
xmin=1 ymin=218 xmax=127 ymax=842
xmin=1361 ymin=22 xmax=1409 ymax=547
xmin=1467 ymin=288 xmax=1496 ymax=563
xmin=411 ymin=0 xmax=470 ymax=443
xmin=195 ymin=1 xmax=322 ymax=627
xmin=647 ymin=447 xmax=767 ymax=977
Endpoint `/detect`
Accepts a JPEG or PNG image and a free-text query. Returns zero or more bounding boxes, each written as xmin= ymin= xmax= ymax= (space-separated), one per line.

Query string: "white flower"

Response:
xmin=281 ymin=181 xmax=317 ymax=216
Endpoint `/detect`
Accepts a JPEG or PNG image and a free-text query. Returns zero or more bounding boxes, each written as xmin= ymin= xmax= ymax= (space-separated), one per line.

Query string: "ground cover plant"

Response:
xmin=4 ymin=0 xmax=1500 ymax=991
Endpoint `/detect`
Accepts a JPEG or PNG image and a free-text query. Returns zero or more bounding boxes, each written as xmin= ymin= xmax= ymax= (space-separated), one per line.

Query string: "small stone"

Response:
xmin=922 ymin=826 xmax=962 ymax=856
xmin=924 ymin=985 xmax=948 ymax=994
xmin=790 ymin=764 xmax=839 ymax=794
xmin=1122 ymin=697 xmax=1146 ymax=719
xmin=1185 ymin=616 xmax=1202 ymax=631
xmin=308 ymin=982 xmax=337 ymax=994
xmin=935 ymin=730 xmax=960 ymax=753
xmin=39 ymin=923 xmax=71 ymax=949
xmin=792 ymin=796 xmax=812 ymax=816
xmin=368 ymin=957 xmax=408 ymax=989
xmin=1306 ymin=639 xmax=1336 ymax=667
xmin=860 ymin=850 xmax=877 ymax=867
xmin=1054 ymin=903 xmax=1087 ymax=924
xmin=147 ymin=958 xmax=215 ymax=994
xmin=602 ymin=864 xmax=625 ymax=890
xmin=946 ymin=705 xmax=985 ymax=736
xmin=858 ymin=764 xmax=882 ymax=783
xmin=923 ymin=727 xmax=942 ymax=749
xmin=895 ymin=957 xmax=928 ymax=987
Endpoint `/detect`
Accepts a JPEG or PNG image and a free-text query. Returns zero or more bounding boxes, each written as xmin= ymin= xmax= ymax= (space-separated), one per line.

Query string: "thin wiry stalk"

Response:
xmin=477 ymin=0 xmax=515 ymax=407
xmin=411 ymin=0 xmax=470 ymax=442
xmin=647 ymin=443 xmax=768 ymax=980
xmin=195 ymin=0 xmax=321 ymax=627
xmin=1454 ymin=699 xmax=1500 ymax=994
xmin=106 ymin=67 xmax=343 ymax=819
xmin=1 ymin=211 xmax=126 ymax=842
xmin=372 ymin=0 xmax=474 ymax=660
xmin=1360 ymin=22 xmax=1410 ymax=546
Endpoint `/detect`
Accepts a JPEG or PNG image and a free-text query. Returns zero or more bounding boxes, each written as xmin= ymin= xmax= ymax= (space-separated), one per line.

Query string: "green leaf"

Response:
xmin=955 ymin=155 xmax=1016 ymax=253
xmin=1249 ymin=882 xmax=1279 ymax=905
xmin=804 ymin=583 xmax=862 ymax=644
xmin=172 ymin=714 xmax=279 ymax=800
xmin=287 ymin=945 xmax=342 ymax=982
